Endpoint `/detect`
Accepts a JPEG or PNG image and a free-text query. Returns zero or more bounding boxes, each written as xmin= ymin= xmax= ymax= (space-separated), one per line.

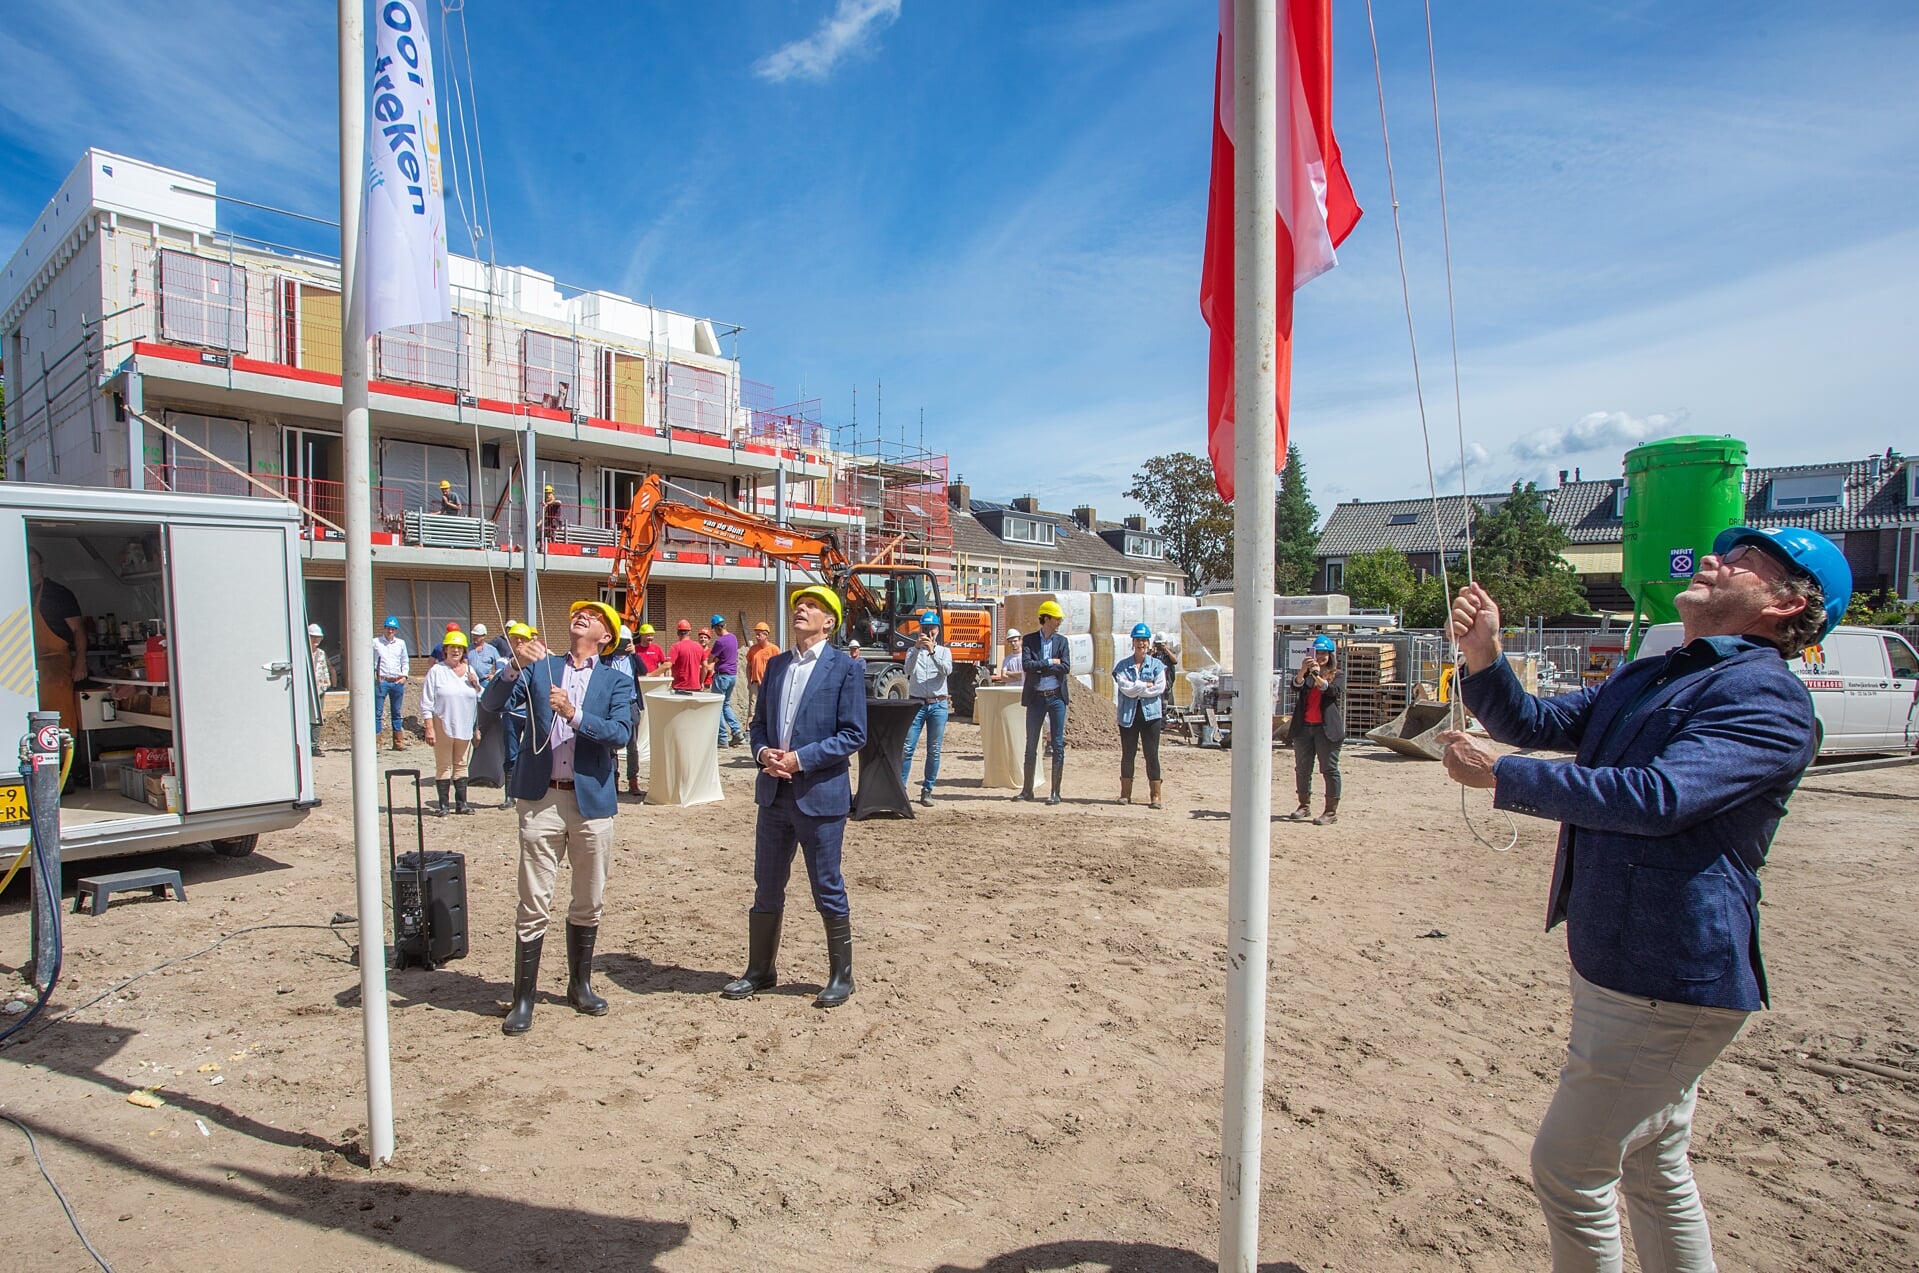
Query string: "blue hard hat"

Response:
xmin=919 ymin=609 xmax=941 ymax=627
xmin=710 ymin=613 xmax=726 ymax=626
xmin=1131 ymin=622 xmax=1152 ymax=640
xmin=383 ymin=616 xmax=399 ymax=628
xmin=1313 ymin=635 xmax=1337 ymax=652
xmin=1712 ymin=525 xmax=1852 ymax=639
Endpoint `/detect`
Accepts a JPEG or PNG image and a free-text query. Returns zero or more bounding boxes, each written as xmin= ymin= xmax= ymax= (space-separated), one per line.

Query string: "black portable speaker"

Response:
xmin=385 ymin=769 xmax=469 ymax=969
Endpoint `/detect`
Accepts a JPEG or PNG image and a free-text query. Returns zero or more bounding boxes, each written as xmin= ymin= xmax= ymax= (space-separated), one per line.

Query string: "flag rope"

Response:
xmin=1363 ymin=0 xmax=1517 ymax=852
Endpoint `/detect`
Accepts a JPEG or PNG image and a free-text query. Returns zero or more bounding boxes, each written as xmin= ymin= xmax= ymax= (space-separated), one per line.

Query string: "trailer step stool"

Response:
xmin=74 ymin=868 xmax=187 ymax=915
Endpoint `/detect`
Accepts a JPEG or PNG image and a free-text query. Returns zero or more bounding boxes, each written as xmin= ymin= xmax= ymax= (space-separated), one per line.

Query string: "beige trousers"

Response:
xmin=1531 ymin=969 xmax=1750 ymax=1272
xmin=432 ymin=733 xmax=471 ymax=780
xmin=514 ymin=786 xmax=613 ymax=943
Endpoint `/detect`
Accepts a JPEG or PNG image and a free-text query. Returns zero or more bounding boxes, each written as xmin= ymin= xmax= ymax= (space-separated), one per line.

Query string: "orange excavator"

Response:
xmin=607 ymin=474 xmax=993 ymax=711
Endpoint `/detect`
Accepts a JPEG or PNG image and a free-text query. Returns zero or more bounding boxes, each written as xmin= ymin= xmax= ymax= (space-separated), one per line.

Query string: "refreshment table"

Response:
xmin=634 ymin=673 xmax=671 ymax=767
xmin=852 ymin=697 xmax=920 ymax=820
xmin=974 ymin=685 xmax=1026 ymax=790
xmin=645 ymin=690 xmax=723 ymax=806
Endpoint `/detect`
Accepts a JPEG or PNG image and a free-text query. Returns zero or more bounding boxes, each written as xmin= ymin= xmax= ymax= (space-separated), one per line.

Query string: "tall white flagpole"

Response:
xmin=1220 ymin=0 xmax=1278 ymax=1267
xmin=340 ymin=0 xmax=397 ymax=1166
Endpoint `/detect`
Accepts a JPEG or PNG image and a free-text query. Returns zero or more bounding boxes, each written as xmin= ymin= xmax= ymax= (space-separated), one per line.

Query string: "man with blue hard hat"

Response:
xmin=899 ymin=609 xmax=953 ymax=807
xmin=1438 ymin=525 xmax=1850 ymax=1271
xmin=373 ymin=614 xmax=410 ymax=750
xmin=708 ymin=612 xmax=745 ymax=747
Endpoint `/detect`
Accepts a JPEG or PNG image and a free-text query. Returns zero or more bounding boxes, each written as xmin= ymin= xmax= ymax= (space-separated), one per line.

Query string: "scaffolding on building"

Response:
xmin=829 ymin=412 xmax=954 ymax=579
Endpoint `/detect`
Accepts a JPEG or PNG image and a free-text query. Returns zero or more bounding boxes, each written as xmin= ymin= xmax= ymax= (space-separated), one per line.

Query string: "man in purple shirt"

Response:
xmin=709 ymin=613 xmax=744 ymax=747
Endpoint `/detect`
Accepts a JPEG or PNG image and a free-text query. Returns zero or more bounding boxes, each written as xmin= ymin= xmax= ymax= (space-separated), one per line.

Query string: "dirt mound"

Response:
xmin=1064 ymin=683 xmax=1118 ymax=750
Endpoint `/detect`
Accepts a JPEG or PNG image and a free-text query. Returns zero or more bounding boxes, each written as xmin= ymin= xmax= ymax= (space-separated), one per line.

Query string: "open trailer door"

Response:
xmin=167 ymin=523 xmax=302 ymax=811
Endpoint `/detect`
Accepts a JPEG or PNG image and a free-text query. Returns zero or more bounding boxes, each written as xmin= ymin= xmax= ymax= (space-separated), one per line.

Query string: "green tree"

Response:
xmin=1469 ymin=481 xmax=1587 ymax=622
xmin=1274 ymin=443 xmax=1319 ymax=593
xmin=1404 ymin=575 xmax=1451 ymax=629
xmin=1344 ymin=546 xmax=1415 ymax=614
xmin=1125 ymin=451 xmax=1234 ymax=589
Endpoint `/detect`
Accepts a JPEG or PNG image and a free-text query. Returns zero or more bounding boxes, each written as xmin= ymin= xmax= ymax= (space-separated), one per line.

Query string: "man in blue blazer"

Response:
xmin=481 ymin=600 xmax=635 ymax=1036
xmin=1438 ymin=525 xmax=1850 ymax=1271
xmin=722 ymin=584 xmax=868 ymax=1008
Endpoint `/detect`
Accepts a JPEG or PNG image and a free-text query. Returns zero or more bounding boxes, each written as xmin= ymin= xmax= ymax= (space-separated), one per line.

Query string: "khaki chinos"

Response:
xmin=514 ymin=785 xmax=614 ymax=943
xmin=1531 ymin=969 xmax=1750 ymax=1272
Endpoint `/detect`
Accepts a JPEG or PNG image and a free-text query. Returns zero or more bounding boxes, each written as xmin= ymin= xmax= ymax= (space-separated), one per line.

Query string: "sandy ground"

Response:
xmin=1 ymin=723 xmax=1915 ymax=1272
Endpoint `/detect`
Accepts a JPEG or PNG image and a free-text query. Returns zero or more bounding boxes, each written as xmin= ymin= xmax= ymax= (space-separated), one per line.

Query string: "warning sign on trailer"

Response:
xmin=1669 ymin=548 xmax=1696 ymax=579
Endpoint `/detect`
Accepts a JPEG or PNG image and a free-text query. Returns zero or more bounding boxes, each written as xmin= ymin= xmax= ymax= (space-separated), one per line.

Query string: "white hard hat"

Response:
xmin=618 ymin=625 xmax=633 ymax=641
xmin=307 ymin=623 xmax=324 ymax=637
xmin=1005 ymin=627 xmax=1021 ymax=639
xmin=472 ymin=622 xmax=489 ymax=636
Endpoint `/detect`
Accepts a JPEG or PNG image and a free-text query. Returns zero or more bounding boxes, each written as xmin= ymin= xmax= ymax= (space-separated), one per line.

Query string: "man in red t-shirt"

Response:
xmin=667 ymin=619 xmax=706 ymax=691
xmin=633 ymin=624 xmax=668 ymax=675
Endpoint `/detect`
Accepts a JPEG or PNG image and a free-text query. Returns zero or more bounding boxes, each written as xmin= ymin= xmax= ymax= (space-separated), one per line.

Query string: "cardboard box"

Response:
xmin=145 ymin=774 xmax=168 ymax=809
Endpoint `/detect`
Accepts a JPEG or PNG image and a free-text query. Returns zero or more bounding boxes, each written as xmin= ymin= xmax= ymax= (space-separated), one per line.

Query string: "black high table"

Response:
xmin=852 ymin=697 xmax=921 ymax=820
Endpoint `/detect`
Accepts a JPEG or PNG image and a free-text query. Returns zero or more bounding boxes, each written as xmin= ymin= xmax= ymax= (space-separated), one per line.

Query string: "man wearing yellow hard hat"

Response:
xmin=481 ymin=598 xmax=635 ymax=1035
xmin=540 ymin=483 xmax=563 ymax=546
xmin=722 ymin=583 xmax=867 ymax=1009
xmin=1018 ymin=599 xmax=1072 ymax=804
xmin=436 ymin=478 xmax=461 ymax=515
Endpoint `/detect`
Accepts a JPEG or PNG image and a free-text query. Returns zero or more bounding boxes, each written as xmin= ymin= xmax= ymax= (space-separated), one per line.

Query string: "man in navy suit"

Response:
xmin=482 ymin=599 xmax=635 ymax=1035
xmin=1438 ymin=525 xmax=1851 ymax=1271
xmin=722 ymin=584 xmax=868 ymax=1009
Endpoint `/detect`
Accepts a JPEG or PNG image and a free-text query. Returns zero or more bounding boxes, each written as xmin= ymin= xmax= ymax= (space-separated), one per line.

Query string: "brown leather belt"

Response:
xmin=550 ymin=780 xmax=575 ymax=791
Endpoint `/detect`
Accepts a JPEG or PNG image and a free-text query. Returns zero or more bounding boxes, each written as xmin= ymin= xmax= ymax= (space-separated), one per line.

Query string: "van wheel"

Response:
xmin=210 ymin=834 xmax=258 ymax=858
xmin=950 ymin=666 xmax=978 ymax=719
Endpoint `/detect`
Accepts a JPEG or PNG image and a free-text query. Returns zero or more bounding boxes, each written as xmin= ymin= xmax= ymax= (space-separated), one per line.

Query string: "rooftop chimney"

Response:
xmin=1012 ymin=496 xmax=1040 ymax=514
xmin=948 ymin=480 xmax=970 ymax=509
xmin=1071 ymin=505 xmax=1097 ymax=530
xmin=1558 ymin=469 xmax=1569 ymax=487
xmin=1123 ymin=514 xmax=1147 ymax=531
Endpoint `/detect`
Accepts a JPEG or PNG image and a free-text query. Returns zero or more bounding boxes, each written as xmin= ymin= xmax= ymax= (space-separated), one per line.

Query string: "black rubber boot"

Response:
xmin=720 ymin=912 xmax=783 ymax=1000
xmin=502 ymin=936 xmax=543 ymax=1035
xmin=565 ymin=922 xmax=608 ymax=1016
xmin=454 ymin=779 xmax=477 ymax=814
xmin=814 ymin=913 xmax=855 ymax=1009
xmin=1016 ymin=752 xmax=1037 ymax=801
xmin=431 ymin=779 xmax=450 ymax=817
xmin=1046 ymin=757 xmax=1065 ymax=805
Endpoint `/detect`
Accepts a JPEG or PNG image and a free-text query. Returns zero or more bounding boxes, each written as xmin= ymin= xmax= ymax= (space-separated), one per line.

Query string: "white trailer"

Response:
xmin=0 ymin=484 xmax=317 ymax=865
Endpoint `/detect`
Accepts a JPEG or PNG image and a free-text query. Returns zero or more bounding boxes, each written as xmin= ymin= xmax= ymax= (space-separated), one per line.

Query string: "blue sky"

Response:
xmin=3 ymin=1 xmax=1915 ymax=517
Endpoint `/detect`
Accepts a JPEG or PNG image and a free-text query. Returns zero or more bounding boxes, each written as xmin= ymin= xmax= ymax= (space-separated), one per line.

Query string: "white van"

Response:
xmin=1638 ymin=622 xmax=1919 ymax=757
xmin=1 ymin=484 xmax=318 ymax=866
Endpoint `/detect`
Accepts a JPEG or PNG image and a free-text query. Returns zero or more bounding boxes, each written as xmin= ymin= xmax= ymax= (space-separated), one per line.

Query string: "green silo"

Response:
xmin=1622 ymin=435 xmax=1749 ymax=657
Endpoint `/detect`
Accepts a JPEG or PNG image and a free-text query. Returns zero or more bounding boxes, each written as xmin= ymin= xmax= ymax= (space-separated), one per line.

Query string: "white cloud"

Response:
xmin=1508 ymin=410 xmax=1689 ymax=462
xmin=754 ymin=0 xmax=903 ymax=84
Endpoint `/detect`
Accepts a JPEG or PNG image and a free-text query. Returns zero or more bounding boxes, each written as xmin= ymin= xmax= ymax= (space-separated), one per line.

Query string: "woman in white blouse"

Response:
xmin=421 ymin=629 xmax=483 ymax=815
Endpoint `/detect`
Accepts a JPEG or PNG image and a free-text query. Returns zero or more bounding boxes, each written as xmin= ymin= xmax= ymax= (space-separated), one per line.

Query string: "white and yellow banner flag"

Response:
xmin=365 ymin=0 xmax=452 ymax=334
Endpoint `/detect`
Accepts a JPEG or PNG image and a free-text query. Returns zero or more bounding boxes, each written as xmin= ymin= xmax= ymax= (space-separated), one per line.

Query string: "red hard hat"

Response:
xmin=677 ymin=619 xmax=692 ymax=631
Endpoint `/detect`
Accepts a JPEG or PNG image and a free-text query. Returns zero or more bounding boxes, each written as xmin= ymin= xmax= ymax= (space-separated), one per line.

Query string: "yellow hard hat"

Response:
xmin=1037 ymin=599 xmax=1065 ymax=620
xmin=637 ymin=623 xmax=655 ymax=635
xmin=439 ymin=479 xmax=451 ymax=489
xmin=544 ymin=485 xmax=554 ymax=494
xmin=443 ymin=629 xmax=469 ymax=649
xmin=789 ymin=584 xmax=843 ymax=625
xmin=569 ymin=599 xmax=621 ymax=648
xmin=504 ymin=621 xmax=534 ymax=639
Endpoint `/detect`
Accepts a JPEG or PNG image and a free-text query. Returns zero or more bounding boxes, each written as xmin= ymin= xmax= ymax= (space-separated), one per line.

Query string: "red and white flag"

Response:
xmin=1200 ymin=0 xmax=1361 ymax=502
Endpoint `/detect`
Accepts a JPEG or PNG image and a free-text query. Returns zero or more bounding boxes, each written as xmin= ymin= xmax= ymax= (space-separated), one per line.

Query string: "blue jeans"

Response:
xmin=1024 ymin=694 xmax=1068 ymax=769
xmin=900 ymin=698 xmax=949 ymax=793
xmin=751 ymin=788 xmax=848 ymax=917
xmin=714 ymin=673 xmax=742 ymax=741
xmin=376 ymin=679 xmax=406 ymax=733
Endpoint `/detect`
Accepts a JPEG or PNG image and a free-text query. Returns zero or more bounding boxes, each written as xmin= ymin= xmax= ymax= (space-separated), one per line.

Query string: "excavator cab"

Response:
xmin=844 ymin=567 xmax=942 ymax=658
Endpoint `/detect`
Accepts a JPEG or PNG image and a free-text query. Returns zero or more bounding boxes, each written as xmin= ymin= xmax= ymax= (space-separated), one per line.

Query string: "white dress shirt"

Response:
xmin=775 ymin=640 xmax=826 ymax=754
xmin=373 ymin=635 xmax=409 ymax=679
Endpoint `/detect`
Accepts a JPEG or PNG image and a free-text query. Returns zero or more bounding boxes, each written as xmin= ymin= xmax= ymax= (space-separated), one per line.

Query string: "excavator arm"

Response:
xmin=609 ymin=474 xmax=886 ymax=629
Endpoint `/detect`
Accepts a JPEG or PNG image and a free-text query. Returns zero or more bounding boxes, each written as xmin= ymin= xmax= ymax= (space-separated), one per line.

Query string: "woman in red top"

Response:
xmin=1283 ymin=635 xmax=1346 ymax=825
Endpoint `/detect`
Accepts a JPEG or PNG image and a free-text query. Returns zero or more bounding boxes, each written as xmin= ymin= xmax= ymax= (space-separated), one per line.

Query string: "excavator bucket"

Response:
xmin=1365 ymin=701 xmax=1455 ymax=760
